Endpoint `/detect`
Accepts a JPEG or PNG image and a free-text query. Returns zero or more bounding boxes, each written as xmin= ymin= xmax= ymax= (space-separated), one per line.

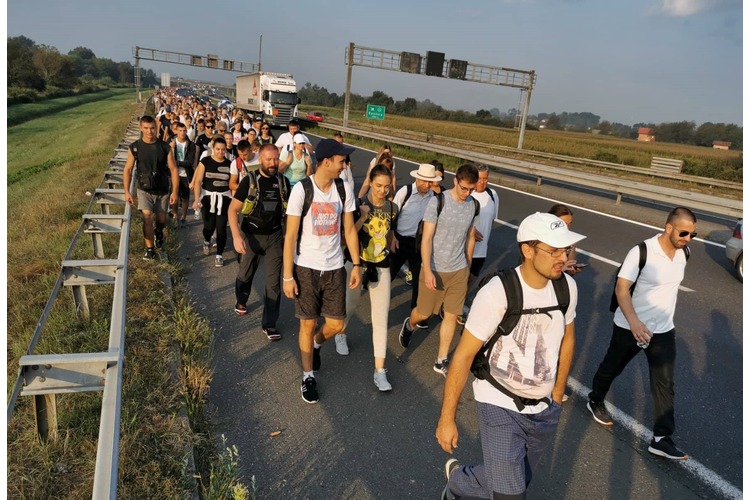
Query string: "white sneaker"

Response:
xmin=373 ymin=369 xmax=392 ymax=392
xmin=215 ymin=255 xmax=224 ymax=267
xmin=335 ymin=334 xmax=349 ymax=355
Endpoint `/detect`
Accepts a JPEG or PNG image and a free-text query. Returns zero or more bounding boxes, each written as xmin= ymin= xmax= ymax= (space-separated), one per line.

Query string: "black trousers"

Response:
xmin=235 ymin=230 xmax=283 ymax=329
xmin=589 ymin=324 xmax=677 ymax=437
xmin=389 ymin=233 xmax=421 ymax=309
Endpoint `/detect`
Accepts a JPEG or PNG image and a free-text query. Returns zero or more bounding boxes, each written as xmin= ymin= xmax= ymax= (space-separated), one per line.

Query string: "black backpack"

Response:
xmin=415 ymin=192 xmax=480 ymax=251
xmin=470 ymin=269 xmax=570 ymax=411
xmin=297 ymin=177 xmax=346 ymax=255
xmin=130 ymin=139 xmax=170 ymax=192
xmin=609 ymin=242 xmax=690 ymax=313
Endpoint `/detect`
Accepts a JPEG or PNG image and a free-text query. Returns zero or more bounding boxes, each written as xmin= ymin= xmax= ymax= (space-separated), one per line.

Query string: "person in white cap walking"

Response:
xmin=436 ymin=212 xmax=585 ymax=500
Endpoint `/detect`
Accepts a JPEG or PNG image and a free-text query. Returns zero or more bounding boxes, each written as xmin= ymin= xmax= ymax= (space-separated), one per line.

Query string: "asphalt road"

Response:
xmin=175 ymin=134 xmax=742 ymax=499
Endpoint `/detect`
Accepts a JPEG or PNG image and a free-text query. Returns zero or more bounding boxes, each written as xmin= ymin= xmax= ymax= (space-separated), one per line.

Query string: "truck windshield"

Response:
xmin=269 ymin=92 xmax=298 ymax=105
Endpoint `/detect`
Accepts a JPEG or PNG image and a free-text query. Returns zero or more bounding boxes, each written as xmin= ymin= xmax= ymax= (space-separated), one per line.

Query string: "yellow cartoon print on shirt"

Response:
xmin=362 ymin=215 xmax=388 ymax=263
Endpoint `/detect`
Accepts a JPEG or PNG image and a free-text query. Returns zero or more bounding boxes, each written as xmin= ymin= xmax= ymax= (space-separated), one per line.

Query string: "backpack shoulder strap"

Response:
xmin=683 ymin=246 xmax=690 ymax=260
xmin=486 ymin=189 xmax=495 ymax=204
xmin=436 ymin=191 xmax=445 ymax=217
xmin=472 ymin=198 xmax=480 ymax=218
xmin=299 ymin=177 xmax=314 ymax=219
xmin=400 ymin=183 xmax=413 ymax=210
xmin=334 ymin=177 xmax=346 ymax=207
xmin=296 ymin=177 xmax=315 ymax=255
xmin=637 ymin=241 xmax=647 ymax=276
xmin=551 ymin=276 xmax=570 ymax=316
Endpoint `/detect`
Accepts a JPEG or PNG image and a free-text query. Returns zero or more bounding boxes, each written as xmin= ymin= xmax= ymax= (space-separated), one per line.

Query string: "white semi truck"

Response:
xmin=235 ymin=72 xmax=300 ymax=127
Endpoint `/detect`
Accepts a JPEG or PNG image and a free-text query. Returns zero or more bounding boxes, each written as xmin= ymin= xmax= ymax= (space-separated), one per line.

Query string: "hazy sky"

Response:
xmin=6 ymin=0 xmax=744 ymax=126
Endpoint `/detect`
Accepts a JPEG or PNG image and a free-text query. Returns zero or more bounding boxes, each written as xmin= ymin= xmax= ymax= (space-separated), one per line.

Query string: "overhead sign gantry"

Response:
xmin=343 ymin=43 xmax=536 ymax=149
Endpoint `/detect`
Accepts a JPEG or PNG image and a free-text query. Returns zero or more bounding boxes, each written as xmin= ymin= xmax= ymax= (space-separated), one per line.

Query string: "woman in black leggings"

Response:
xmin=192 ymin=136 xmax=232 ymax=267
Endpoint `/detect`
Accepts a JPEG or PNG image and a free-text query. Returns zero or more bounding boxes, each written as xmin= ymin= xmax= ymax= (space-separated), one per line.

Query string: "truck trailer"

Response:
xmin=235 ymin=72 xmax=299 ymax=128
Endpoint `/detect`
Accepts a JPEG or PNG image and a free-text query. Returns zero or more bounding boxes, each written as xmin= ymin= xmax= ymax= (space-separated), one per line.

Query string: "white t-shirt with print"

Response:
xmin=286 ymin=178 xmax=356 ymax=271
xmin=466 ymin=268 xmax=577 ymax=414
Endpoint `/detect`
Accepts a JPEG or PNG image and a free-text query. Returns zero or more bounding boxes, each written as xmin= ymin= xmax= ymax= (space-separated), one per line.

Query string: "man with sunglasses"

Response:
xmin=196 ymin=121 xmax=214 ymax=156
xmin=587 ymin=206 xmax=697 ymax=461
xmin=398 ymin=163 xmax=480 ymax=377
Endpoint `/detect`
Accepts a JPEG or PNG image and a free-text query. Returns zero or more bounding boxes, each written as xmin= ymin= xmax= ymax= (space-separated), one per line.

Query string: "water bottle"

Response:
xmin=637 ymin=319 xmax=656 ymax=349
xmin=193 ymin=207 xmax=201 ymax=220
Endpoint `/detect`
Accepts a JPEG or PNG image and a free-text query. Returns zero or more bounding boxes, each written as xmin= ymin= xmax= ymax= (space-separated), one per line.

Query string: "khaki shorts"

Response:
xmin=416 ymin=267 xmax=469 ymax=317
xmin=137 ymin=189 xmax=170 ymax=214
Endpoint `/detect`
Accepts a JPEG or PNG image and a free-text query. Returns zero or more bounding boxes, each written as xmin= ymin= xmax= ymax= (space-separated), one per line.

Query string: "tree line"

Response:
xmin=7 ymin=36 xmax=159 ymax=103
xmin=298 ymin=82 xmax=742 ymax=150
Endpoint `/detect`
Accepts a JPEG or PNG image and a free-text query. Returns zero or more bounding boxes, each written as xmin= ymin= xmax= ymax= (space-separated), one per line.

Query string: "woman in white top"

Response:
xmin=279 ymin=134 xmax=313 ymax=186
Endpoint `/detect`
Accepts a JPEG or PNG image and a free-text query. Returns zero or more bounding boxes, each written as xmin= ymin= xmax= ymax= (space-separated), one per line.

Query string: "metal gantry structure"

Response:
xmin=343 ymin=42 xmax=537 ymax=149
xmin=132 ymin=46 xmax=259 ymax=98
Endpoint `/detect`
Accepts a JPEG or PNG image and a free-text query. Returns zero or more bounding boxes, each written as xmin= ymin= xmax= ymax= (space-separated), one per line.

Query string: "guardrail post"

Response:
xmin=616 ymin=192 xmax=623 ymax=205
xmin=72 ymin=285 xmax=90 ymax=321
xmin=33 ymin=393 xmax=58 ymax=442
xmin=536 ymin=176 xmax=542 ymax=186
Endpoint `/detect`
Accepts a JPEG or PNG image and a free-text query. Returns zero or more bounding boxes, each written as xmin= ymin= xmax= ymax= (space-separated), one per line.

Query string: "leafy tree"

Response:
xmin=7 ymin=36 xmax=45 ymax=90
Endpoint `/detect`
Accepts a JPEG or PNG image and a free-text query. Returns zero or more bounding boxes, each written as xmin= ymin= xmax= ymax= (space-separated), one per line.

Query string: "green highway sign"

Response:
xmin=366 ymin=104 xmax=386 ymax=120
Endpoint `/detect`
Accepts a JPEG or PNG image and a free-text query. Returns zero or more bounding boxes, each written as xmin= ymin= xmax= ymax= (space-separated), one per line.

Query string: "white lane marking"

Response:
xmin=566 ymin=378 xmax=743 ymax=500
xmin=346 ymin=138 xmax=735 ymax=496
xmin=495 ymin=220 xmax=695 ymax=292
xmin=344 ymin=137 xmax=733 ymax=494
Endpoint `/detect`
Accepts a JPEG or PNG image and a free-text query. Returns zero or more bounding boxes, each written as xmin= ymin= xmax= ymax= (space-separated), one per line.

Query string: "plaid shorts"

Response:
xmin=293 ymin=265 xmax=347 ymax=320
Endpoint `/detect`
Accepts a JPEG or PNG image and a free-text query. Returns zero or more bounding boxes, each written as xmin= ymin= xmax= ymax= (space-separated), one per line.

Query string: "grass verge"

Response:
xmin=7 ymin=92 xmax=249 ymax=498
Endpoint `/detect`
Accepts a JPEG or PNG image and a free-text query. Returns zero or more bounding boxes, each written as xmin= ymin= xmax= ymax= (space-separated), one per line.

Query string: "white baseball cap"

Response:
xmin=517 ymin=212 xmax=586 ymax=248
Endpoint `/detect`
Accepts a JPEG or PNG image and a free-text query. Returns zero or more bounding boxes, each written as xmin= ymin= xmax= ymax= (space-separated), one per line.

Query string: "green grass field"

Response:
xmin=299 ymin=105 xmax=742 ymax=183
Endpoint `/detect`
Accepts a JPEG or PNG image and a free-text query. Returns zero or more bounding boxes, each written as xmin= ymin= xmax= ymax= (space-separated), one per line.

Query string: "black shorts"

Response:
xmin=294 ymin=265 xmax=347 ymax=320
xmin=178 ymin=177 xmax=190 ymax=199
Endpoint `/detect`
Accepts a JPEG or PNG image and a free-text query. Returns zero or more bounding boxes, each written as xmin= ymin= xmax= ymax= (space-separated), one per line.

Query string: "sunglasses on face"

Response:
xmin=678 ymin=230 xmax=698 ymax=239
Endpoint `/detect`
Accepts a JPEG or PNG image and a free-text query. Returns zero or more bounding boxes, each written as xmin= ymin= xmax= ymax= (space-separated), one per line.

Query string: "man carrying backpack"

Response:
xmin=587 ymin=207 xmax=697 ymax=461
xmin=435 ymin=212 xmax=585 ymax=499
xmin=282 ymin=138 xmax=361 ymax=404
xmin=398 ymin=163 xmax=480 ymax=377
xmin=228 ymin=144 xmax=291 ymax=341
xmin=123 ymin=115 xmax=179 ymax=260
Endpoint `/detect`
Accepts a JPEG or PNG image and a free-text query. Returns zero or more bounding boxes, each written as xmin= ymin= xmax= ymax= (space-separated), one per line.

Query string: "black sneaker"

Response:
xmin=434 ymin=359 xmax=449 ymax=377
xmin=415 ymin=319 xmax=429 ymax=329
xmin=399 ymin=317 xmax=413 ymax=348
xmin=264 ymin=327 xmax=281 ymax=341
xmin=587 ymin=400 xmax=614 ymax=426
xmin=143 ymin=247 xmax=157 ymax=260
xmin=234 ymin=303 xmax=247 ymax=316
xmin=154 ymin=229 xmax=165 ymax=249
xmin=313 ymin=346 xmax=321 ymax=371
xmin=441 ymin=458 xmax=460 ymax=500
xmin=648 ymin=437 xmax=688 ymax=460
xmin=301 ymin=376 xmax=319 ymax=404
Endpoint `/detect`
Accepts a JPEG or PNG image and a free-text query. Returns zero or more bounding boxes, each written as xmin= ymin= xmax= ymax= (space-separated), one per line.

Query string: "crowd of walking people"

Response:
xmin=122 ymin=88 xmax=697 ymax=499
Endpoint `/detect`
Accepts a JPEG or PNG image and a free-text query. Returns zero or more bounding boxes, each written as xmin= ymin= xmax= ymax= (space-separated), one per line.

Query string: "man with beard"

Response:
xmin=228 ymin=144 xmax=292 ymax=341
xmin=436 ymin=212 xmax=585 ymax=499
xmin=587 ymin=207 xmax=696 ymax=461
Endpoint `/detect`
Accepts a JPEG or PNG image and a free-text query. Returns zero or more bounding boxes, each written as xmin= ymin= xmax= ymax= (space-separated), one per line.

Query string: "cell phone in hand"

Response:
xmin=573 ymin=263 xmax=589 ymax=269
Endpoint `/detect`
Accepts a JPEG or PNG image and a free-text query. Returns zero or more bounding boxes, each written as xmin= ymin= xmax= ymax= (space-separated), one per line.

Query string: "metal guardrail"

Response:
xmin=7 ymin=117 xmax=141 ymax=499
xmin=318 ymin=122 xmax=742 ymax=219
xmin=317 ymin=119 xmax=742 ymax=192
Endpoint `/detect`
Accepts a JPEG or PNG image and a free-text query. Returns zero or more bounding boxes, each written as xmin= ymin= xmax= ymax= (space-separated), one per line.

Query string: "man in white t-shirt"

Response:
xmin=587 ymin=207 xmax=696 ymax=461
xmin=275 ymin=119 xmax=313 ymax=155
xmin=282 ymin=138 xmax=361 ymax=404
xmin=436 ymin=212 xmax=585 ymax=499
